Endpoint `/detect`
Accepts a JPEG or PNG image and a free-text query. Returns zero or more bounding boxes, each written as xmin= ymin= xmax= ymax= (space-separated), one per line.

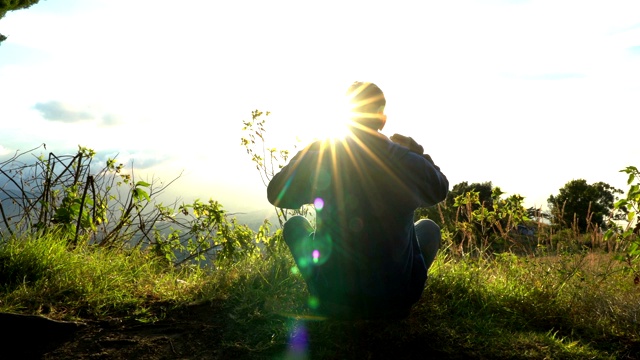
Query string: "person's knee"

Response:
xmin=415 ymin=218 xmax=441 ymax=271
xmin=283 ymin=215 xmax=308 ymax=232
xmin=415 ymin=219 xmax=441 ymax=243
xmin=283 ymin=215 xmax=313 ymax=246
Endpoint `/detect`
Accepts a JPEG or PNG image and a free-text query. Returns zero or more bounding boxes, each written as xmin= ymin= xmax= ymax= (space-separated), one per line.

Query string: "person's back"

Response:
xmin=267 ymin=82 xmax=449 ymax=319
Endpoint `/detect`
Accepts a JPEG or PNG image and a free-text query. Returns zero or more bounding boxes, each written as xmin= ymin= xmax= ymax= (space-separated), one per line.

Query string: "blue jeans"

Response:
xmin=282 ymin=216 xmax=441 ymax=281
xmin=414 ymin=218 xmax=442 ymax=272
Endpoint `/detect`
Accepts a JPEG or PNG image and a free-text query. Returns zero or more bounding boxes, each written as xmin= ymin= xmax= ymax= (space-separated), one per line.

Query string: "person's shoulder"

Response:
xmin=386 ymin=140 xmax=411 ymax=159
xmin=291 ymin=140 xmax=326 ymax=160
xmin=295 ymin=140 xmax=324 ymax=156
xmin=307 ymin=140 xmax=323 ymax=151
xmin=387 ymin=141 xmax=436 ymax=168
xmin=303 ymin=139 xmax=341 ymax=153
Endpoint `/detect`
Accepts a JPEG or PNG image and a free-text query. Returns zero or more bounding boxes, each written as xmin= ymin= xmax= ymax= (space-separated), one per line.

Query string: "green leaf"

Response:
xmin=629 ymin=241 xmax=639 ymax=256
xmin=133 ymin=188 xmax=151 ymax=202
xmin=136 ymin=180 xmax=151 ymax=188
xmin=604 ymin=229 xmax=614 ymax=241
xmin=615 ymin=199 xmax=629 ymax=209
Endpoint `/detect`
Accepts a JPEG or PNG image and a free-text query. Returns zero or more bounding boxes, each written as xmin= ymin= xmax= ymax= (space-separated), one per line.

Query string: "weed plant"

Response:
xmin=0 ymin=231 xmax=207 ymax=321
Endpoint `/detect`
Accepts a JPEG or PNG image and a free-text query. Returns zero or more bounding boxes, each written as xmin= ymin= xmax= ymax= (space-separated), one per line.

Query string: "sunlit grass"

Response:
xmin=209 ymin=247 xmax=639 ymax=359
xmin=1 ymin=230 xmax=638 ymax=358
xmin=0 ymin=232 xmax=208 ymax=321
xmin=421 ymin=251 xmax=638 ymax=359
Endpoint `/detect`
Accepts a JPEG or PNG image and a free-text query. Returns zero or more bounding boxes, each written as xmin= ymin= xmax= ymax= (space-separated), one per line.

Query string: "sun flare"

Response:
xmin=274 ymin=91 xmax=353 ymax=143
xmin=267 ymin=83 xmax=368 ymax=148
xmin=303 ymin=94 xmax=355 ymax=142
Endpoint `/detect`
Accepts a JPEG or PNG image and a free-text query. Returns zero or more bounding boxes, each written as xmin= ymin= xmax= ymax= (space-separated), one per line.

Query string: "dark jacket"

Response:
xmin=267 ymin=128 xmax=449 ymax=319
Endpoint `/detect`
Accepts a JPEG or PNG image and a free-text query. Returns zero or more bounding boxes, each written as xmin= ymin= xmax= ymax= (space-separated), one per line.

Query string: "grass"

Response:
xmin=0 ymin=232 xmax=208 ymax=321
xmin=216 ymin=249 xmax=639 ymax=359
xmin=422 ymin=252 xmax=638 ymax=359
xmin=1 ymin=231 xmax=639 ymax=359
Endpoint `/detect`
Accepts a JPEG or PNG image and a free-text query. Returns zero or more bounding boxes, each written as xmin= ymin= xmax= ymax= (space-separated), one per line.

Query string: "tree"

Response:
xmin=416 ymin=181 xmax=529 ymax=254
xmin=548 ymin=179 xmax=623 ymax=232
xmin=0 ymin=0 xmax=41 ymax=44
xmin=416 ymin=181 xmax=496 ymax=243
xmin=416 ymin=181 xmax=494 ymax=225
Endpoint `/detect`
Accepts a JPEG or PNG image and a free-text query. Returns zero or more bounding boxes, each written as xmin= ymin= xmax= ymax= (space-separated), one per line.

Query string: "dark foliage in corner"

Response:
xmin=0 ymin=0 xmax=42 ymax=44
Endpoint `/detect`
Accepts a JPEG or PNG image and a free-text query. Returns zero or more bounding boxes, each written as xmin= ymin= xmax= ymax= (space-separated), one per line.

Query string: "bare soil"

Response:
xmin=6 ymin=301 xmax=252 ymax=360
xmin=6 ymin=300 xmax=456 ymax=360
xmin=6 ymin=301 xmax=464 ymax=360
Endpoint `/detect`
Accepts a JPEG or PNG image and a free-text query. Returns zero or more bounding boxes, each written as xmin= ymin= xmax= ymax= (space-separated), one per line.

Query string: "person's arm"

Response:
xmin=390 ymin=133 xmax=423 ymax=154
xmin=391 ymin=133 xmax=449 ymax=206
xmin=267 ymin=148 xmax=316 ymax=209
xmin=419 ymin=156 xmax=449 ymax=206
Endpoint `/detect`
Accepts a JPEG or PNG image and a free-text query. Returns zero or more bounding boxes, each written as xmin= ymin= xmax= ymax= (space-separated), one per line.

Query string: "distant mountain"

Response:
xmin=0 ymin=194 xmax=282 ymax=236
xmin=230 ymin=207 xmax=280 ymax=233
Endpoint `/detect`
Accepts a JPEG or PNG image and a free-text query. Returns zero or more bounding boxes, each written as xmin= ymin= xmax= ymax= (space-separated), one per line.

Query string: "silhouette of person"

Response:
xmin=267 ymin=82 xmax=449 ymax=319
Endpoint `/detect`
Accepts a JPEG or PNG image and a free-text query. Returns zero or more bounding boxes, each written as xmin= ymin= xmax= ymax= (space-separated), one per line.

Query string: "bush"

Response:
xmin=0 ymin=145 xmax=271 ymax=267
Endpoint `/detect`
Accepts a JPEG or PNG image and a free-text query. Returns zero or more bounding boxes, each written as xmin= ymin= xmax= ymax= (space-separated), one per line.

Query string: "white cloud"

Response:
xmin=33 ymin=101 xmax=93 ymax=122
xmin=0 ymin=145 xmax=11 ymax=157
xmin=101 ymin=113 xmax=122 ymax=126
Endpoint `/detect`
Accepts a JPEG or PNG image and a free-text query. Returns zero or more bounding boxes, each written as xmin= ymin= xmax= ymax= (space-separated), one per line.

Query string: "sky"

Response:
xmin=1 ymin=0 xmax=639 ymax=213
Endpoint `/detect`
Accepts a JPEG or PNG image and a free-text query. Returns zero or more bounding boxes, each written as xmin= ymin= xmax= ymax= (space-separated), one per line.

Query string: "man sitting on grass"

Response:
xmin=267 ymin=82 xmax=449 ymax=319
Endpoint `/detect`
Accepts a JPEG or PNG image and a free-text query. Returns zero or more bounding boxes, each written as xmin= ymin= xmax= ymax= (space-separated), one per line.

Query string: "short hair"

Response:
xmin=347 ymin=82 xmax=386 ymax=112
xmin=346 ymin=82 xmax=386 ymax=128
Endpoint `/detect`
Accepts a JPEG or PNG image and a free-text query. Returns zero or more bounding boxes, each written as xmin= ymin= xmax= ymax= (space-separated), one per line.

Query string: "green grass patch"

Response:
xmin=204 ymin=249 xmax=640 ymax=359
xmin=419 ymin=252 xmax=639 ymax=359
xmin=1 ymin=233 xmax=638 ymax=359
xmin=0 ymin=232 xmax=208 ymax=321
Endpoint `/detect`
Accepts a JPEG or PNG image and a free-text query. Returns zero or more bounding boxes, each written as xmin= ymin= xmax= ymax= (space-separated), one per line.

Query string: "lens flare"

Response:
xmin=307 ymin=296 xmax=320 ymax=309
xmin=298 ymin=258 xmax=310 ymax=268
xmin=308 ymin=234 xmax=332 ymax=266
xmin=313 ymin=197 xmax=324 ymax=210
xmin=286 ymin=320 xmax=309 ymax=359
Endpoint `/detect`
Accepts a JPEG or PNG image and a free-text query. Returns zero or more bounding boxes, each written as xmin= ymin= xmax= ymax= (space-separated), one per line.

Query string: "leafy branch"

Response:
xmin=240 ymin=110 xmax=311 ymax=228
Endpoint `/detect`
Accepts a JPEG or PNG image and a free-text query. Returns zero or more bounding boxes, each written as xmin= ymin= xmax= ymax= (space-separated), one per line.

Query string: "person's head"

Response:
xmin=346 ymin=81 xmax=387 ymax=131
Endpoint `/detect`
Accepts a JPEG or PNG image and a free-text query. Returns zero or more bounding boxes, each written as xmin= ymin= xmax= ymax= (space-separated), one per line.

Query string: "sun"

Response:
xmin=300 ymin=93 xmax=356 ymax=142
xmin=265 ymin=83 xmax=363 ymax=148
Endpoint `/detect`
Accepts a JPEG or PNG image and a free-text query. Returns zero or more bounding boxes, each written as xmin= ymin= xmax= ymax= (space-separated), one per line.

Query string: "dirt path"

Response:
xmin=8 ymin=302 xmax=249 ymax=360
xmin=10 ymin=301 xmax=455 ymax=359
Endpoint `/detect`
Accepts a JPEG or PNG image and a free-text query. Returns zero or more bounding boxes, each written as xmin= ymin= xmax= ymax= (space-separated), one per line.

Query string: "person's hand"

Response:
xmin=390 ymin=133 xmax=424 ymax=154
